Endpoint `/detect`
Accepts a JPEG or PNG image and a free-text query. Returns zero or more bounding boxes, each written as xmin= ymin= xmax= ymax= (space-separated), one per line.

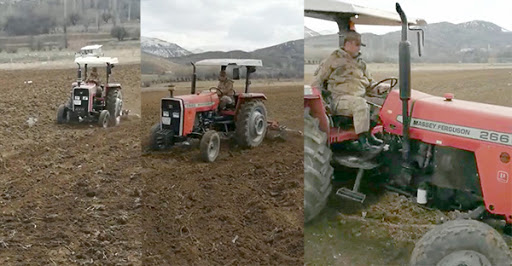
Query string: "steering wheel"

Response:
xmin=368 ymin=77 xmax=398 ymax=97
xmin=209 ymin=87 xmax=224 ymax=96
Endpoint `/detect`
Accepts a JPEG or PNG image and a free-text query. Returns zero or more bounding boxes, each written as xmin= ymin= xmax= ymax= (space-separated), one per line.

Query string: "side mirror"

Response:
xmin=233 ymin=67 xmax=240 ymax=80
xmin=409 ymin=27 xmax=424 ymax=57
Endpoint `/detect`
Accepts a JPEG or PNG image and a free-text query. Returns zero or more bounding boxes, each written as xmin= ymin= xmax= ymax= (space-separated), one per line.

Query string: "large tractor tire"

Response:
xmin=107 ymin=88 xmax=123 ymax=127
xmin=304 ymin=107 xmax=333 ymax=224
xmin=56 ymin=104 xmax=67 ymax=124
xmin=235 ymin=100 xmax=267 ymax=148
xmin=98 ymin=110 xmax=110 ymax=128
xmin=149 ymin=123 xmax=164 ymax=150
xmin=200 ymin=130 xmax=221 ymax=162
xmin=410 ymin=219 xmax=511 ymax=266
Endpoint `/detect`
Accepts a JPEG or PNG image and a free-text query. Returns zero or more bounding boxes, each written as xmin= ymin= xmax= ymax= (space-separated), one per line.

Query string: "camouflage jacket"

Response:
xmin=218 ymin=79 xmax=234 ymax=96
xmin=312 ymin=48 xmax=374 ymax=98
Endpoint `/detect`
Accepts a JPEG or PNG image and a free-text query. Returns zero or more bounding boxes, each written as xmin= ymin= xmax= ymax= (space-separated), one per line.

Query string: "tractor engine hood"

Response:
xmin=174 ymin=91 xmax=220 ymax=111
xmin=381 ymin=89 xmax=512 ymax=149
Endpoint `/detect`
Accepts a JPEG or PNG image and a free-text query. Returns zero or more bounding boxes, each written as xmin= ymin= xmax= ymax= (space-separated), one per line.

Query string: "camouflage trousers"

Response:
xmin=331 ymin=95 xmax=369 ymax=134
xmin=219 ymin=95 xmax=234 ymax=110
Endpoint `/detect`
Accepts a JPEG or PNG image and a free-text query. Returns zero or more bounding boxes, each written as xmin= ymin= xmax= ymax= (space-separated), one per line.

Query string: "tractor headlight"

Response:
xmin=82 ymin=96 xmax=88 ymax=100
xmin=162 ymin=111 xmax=169 ymax=117
xmin=172 ymin=112 xmax=180 ymax=118
xmin=74 ymin=96 xmax=80 ymax=100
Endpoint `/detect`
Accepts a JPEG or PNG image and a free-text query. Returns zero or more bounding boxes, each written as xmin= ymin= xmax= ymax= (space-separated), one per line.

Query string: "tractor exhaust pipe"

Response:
xmin=77 ymin=63 xmax=82 ymax=86
xmin=396 ymin=3 xmax=413 ymax=183
xmin=191 ymin=62 xmax=197 ymax=94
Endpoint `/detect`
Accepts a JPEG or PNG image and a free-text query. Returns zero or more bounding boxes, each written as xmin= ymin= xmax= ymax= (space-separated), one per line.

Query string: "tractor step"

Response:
xmin=333 ymin=154 xmax=380 ymax=169
xmin=336 ymin=168 xmax=367 ymax=203
xmin=336 ymin=187 xmax=366 ymax=203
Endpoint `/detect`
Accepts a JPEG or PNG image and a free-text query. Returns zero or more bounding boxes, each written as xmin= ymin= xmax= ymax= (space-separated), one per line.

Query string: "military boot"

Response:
xmin=357 ymin=132 xmax=380 ymax=152
xmin=367 ymin=132 xmax=384 ymax=146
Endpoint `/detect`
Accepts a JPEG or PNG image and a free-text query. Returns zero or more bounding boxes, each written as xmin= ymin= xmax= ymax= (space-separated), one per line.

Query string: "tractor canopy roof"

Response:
xmin=75 ymin=56 xmax=119 ymax=66
xmin=305 ymin=0 xmax=426 ymax=26
xmin=195 ymin=59 xmax=263 ymax=67
xmin=80 ymin=44 xmax=103 ymax=51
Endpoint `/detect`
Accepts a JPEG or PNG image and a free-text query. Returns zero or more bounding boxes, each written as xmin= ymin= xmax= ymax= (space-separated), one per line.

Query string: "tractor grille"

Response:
xmin=161 ymin=98 xmax=183 ymax=136
xmin=73 ymin=88 xmax=90 ymax=116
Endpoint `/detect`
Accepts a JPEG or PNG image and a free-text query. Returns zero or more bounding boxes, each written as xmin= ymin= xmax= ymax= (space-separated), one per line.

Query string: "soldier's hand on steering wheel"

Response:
xmin=209 ymin=87 xmax=223 ymax=96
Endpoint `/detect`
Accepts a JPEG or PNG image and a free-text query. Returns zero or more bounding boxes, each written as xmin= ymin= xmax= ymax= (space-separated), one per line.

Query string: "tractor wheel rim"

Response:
xmin=438 ymin=250 xmax=491 ymax=266
xmin=208 ymin=136 xmax=219 ymax=160
xmin=250 ymin=111 xmax=265 ymax=137
xmin=103 ymin=117 xmax=108 ymax=128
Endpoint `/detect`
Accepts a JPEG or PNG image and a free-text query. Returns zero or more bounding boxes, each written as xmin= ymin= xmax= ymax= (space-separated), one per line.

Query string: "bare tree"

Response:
xmin=111 ymin=26 xmax=128 ymax=41
xmin=102 ymin=12 xmax=112 ymax=23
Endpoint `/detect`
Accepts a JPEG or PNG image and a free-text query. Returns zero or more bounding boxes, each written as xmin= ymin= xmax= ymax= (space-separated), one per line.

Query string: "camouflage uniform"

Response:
xmin=312 ymin=48 xmax=374 ymax=134
xmin=218 ymin=71 xmax=235 ymax=109
xmin=87 ymin=67 xmax=102 ymax=97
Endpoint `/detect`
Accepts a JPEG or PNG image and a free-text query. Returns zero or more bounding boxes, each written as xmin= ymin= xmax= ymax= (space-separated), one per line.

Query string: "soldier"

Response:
xmin=312 ymin=31 xmax=383 ymax=151
xmin=87 ymin=67 xmax=102 ymax=97
xmin=217 ymin=70 xmax=235 ymax=110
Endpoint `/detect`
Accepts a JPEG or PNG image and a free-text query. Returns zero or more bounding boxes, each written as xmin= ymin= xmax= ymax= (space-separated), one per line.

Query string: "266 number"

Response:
xmin=480 ymin=132 xmax=510 ymax=144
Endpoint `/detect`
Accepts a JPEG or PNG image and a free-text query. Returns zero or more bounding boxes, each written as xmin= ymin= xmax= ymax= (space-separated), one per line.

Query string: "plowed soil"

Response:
xmin=0 ymin=65 xmax=142 ymax=265
xmin=140 ymin=82 xmax=304 ymax=264
xmin=304 ymin=66 xmax=512 ymax=265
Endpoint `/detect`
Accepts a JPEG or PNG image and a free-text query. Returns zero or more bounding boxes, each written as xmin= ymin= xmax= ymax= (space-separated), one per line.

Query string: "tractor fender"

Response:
xmin=234 ymin=93 xmax=267 ymax=115
xmin=236 ymin=93 xmax=267 ymax=100
xmin=304 ymin=85 xmax=330 ymax=140
xmin=106 ymin=83 xmax=122 ymax=89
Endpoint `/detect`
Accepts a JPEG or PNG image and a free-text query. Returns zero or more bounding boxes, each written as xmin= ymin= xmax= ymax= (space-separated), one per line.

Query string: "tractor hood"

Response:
xmin=381 ymin=90 xmax=512 ymax=147
xmin=410 ymin=94 xmax=512 ymax=135
xmin=173 ymin=91 xmax=220 ymax=111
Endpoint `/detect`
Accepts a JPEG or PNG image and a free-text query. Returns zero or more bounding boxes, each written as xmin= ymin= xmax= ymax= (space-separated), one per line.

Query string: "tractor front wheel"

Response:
xmin=410 ymin=219 xmax=511 ymax=265
xmin=200 ymin=130 xmax=220 ymax=162
xmin=304 ymin=107 xmax=333 ymax=224
xmin=235 ymin=100 xmax=267 ymax=148
xmin=56 ymin=104 xmax=67 ymax=124
xmin=98 ymin=110 xmax=110 ymax=128
xmin=149 ymin=123 xmax=167 ymax=150
xmin=107 ymin=88 xmax=123 ymax=127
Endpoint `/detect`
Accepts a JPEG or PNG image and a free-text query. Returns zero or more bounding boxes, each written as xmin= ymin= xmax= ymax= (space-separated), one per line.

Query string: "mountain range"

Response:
xmin=141 ymin=36 xmax=192 ymax=58
xmin=142 ymin=38 xmax=304 ymax=79
xmin=305 ymin=20 xmax=512 ymax=63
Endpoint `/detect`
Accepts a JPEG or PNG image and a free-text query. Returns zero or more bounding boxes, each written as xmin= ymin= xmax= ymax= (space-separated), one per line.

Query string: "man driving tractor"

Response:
xmin=312 ymin=30 xmax=383 ymax=152
xmin=87 ymin=66 xmax=103 ymax=97
xmin=217 ymin=69 xmax=235 ymax=110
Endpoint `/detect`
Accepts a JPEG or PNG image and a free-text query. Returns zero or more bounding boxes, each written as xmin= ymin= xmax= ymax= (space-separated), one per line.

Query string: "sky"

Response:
xmin=141 ymin=0 xmax=303 ymax=52
xmin=305 ymin=0 xmax=512 ymax=35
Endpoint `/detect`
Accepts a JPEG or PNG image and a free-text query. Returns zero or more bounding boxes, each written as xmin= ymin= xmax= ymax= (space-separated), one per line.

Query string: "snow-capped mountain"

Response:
xmin=304 ymin=26 xmax=320 ymax=38
xmin=141 ymin=36 xmax=192 ymax=58
xmin=458 ymin=20 xmax=508 ymax=32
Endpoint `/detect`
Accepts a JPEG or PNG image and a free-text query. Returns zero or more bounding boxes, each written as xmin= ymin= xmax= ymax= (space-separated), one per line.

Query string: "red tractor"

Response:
xmin=149 ymin=59 xmax=268 ymax=162
xmin=304 ymin=1 xmax=512 ymax=264
xmin=56 ymin=45 xmax=123 ymax=128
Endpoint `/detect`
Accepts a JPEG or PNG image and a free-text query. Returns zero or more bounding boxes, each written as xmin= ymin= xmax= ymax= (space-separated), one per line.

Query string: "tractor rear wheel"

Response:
xmin=107 ymin=88 xmax=122 ymax=127
xmin=56 ymin=104 xmax=67 ymax=124
xmin=235 ymin=100 xmax=267 ymax=148
xmin=98 ymin=110 xmax=110 ymax=128
xmin=410 ymin=219 xmax=511 ymax=266
xmin=304 ymin=107 xmax=333 ymax=223
xmin=200 ymin=130 xmax=220 ymax=162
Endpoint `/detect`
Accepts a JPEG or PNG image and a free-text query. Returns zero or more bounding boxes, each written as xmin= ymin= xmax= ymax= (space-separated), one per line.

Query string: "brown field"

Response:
xmin=140 ymin=81 xmax=304 ymax=264
xmin=305 ymin=66 xmax=512 ymax=265
xmin=0 ymin=65 xmax=142 ymax=264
